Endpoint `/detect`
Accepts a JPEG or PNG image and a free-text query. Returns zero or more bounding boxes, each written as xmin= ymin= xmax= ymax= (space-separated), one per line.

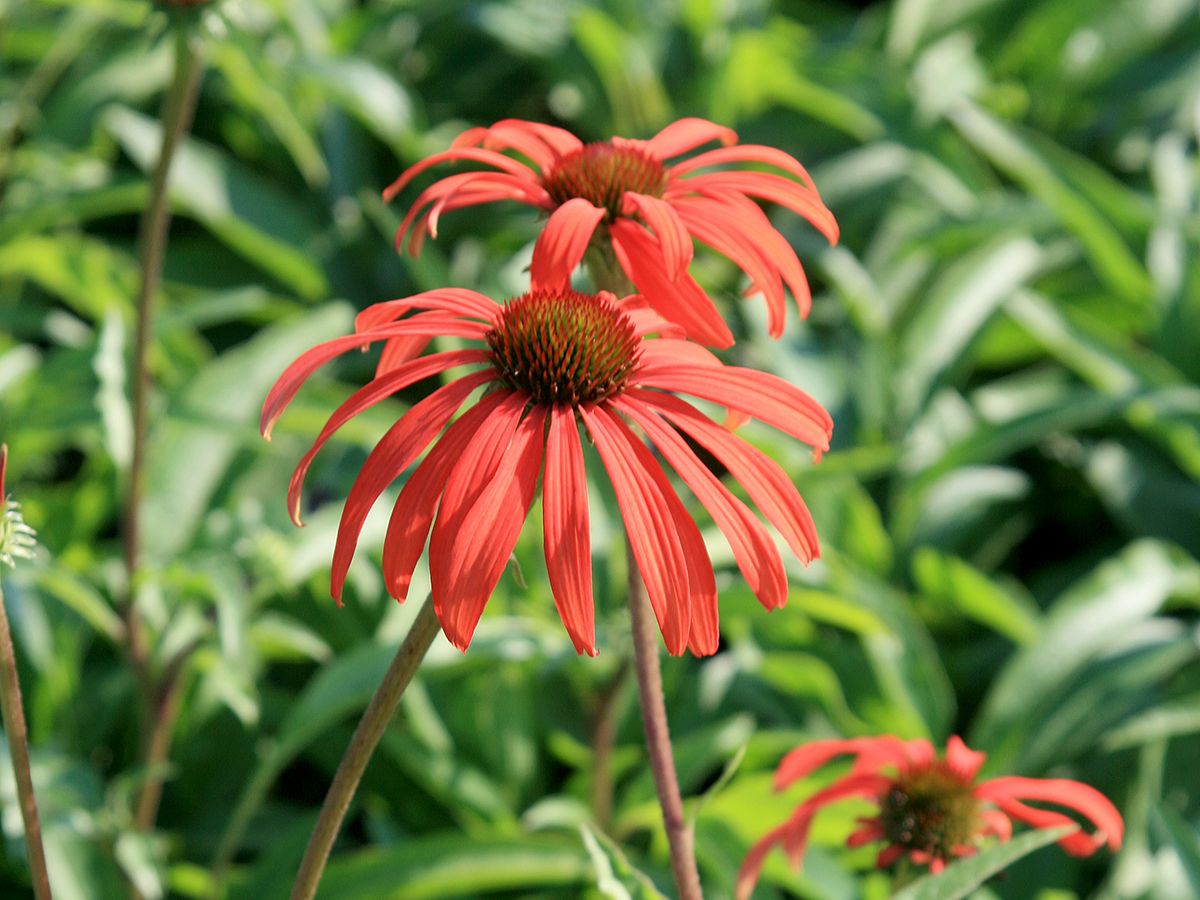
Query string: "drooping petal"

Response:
xmin=375 ymin=335 xmax=433 ymax=376
xmin=773 ymin=736 xmax=912 ymax=791
xmin=580 ymin=404 xmax=691 ymax=655
xmin=355 ymin=288 xmax=500 ymax=333
xmin=615 ymin=395 xmax=787 ymax=611
xmin=287 ymin=354 xmax=490 ymax=525
xmin=634 ymin=363 xmax=833 ymax=457
xmin=430 ymin=407 xmax=546 ymax=651
xmin=530 ymin=198 xmax=606 ymax=290
xmin=328 ymin=374 xmax=495 ymax=602
xmin=672 ymin=171 xmax=839 ymax=245
xmin=260 ymin=317 xmax=490 ymax=440
xmin=846 ymin=821 xmax=886 ymax=848
xmin=734 ymin=821 xmax=793 ymax=900
xmin=645 ymin=117 xmax=738 ymax=160
xmin=453 ymin=119 xmax=583 ymax=164
xmin=944 ymin=735 xmax=987 ymax=782
xmin=736 ymin=773 xmax=891 ymax=899
xmin=667 ymin=144 xmax=819 ymax=191
xmin=672 ymin=195 xmax=788 ymax=335
xmin=543 ymin=407 xmax=597 ymax=656
xmin=979 ymin=809 xmax=1013 ymax=842
xmin=381 ymin=393 xmax=509 ymax=602
xmin=610 ymin=219 xmax=734 ymax=349
xmin=425 ymin=393 xmax=528 ymax=633
xmin=622 ymin=192 xmax=693 ymax=278
xmin=394 ymin=172 xmax=552 ymax=253
xmin=975 ymin=777 xmax=1124 ymax=854
xmin=382 ymin=147 xmax=542 ymax=203
xmin=629 ymin=390 xmax=821 ymax=563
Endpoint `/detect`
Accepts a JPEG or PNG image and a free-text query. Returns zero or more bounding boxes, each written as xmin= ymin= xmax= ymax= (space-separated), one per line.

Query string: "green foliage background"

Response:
xmin=2 ymin=0 xmax=1199 ymax=897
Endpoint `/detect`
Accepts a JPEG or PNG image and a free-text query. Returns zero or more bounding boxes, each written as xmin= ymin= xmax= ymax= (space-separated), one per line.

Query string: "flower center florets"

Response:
xmin=486 ymin=290 xmax=641 ymax=406
xmin=879 ymin=766 xmax=982 ymax=863
xmin=544 ymin=143 xmax=668 ymax=219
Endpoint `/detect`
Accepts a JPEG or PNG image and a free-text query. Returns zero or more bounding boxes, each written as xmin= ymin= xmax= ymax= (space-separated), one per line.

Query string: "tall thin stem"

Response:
xmin=626 ymin=552 xmax=703 ymax=899
xmin=124 ymin=23 xmax=204 ymax=678
xmin=0 ymin=584 xmax=53 ymax=900
xmin=289 ymin=596 xmax=441 ymax=900
xmin=586 ymin=253 xmax=704 ymax=897
xmin=123 ymin=23 xmax=204 ymax=836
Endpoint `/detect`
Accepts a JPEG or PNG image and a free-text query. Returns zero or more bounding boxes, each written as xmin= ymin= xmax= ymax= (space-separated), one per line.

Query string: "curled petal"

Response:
xmin=773 ymin=736 xmax=912 ymax=791
xmin=287 ymin=352 xmax=490 ymax=525
xmin=356 ymin=288 xmax=500 ymax=333
xmin=634 ymin=364 xmax=833 ymax=457
xmin=668 ymin=144 xmax=819 ymax=191
xmin=382 ymin=146 xmax=540 ymax=203
xmin=944 ymin=735 xmax=987 ymax=782
xmin=394 ymin=172 xmax=551 ymax=253
xmin=260 ymin=317 xmax=489 ymax=440
xmin=976 ymin=776 xmax=1124 ymax=854
xmin=645 ymin=117 xmax=738 ymax=160
xmin=671 ymin=171 xmax=839 ymax=245
xmin=530 ymin=198 xmax=606 ymax=290
xmin=737 ymin=773 xmax=891 ymax=899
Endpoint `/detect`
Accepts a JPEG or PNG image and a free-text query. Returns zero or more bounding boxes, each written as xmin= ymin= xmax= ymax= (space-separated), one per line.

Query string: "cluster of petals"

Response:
xmin=260 ymin=288 xmax=833 ymax=657
xmin=737 ymin=734 xmax=1124 ymax=899
xmin=383 ymin=117 xmax=839 ymax=347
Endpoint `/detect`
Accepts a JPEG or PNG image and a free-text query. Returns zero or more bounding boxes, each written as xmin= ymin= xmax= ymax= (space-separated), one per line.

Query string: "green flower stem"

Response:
xmin=586 ymin=253 xmax=704 ymax=898
xmin=124 ymin=22 xmax=204 ymax=835
xmin=0 ymin=583 xmax=52 ymax=900
xmin=289 ymin=596 xmax=441 ymax=900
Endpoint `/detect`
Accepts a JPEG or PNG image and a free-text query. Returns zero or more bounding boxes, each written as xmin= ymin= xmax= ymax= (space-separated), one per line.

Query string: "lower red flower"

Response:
xmin=261 ymin=288 xmax=831 ymax=657
xmin=737 ymin=735 xmax=1123 ymax=898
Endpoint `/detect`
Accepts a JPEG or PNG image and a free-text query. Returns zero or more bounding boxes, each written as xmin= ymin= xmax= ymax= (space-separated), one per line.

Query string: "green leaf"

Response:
xmin=580 ymin=824 xmax=669 ymax=899
xmin=911 ymin=548 xmax=1041 ymax=645
xmin=972 ymin=540 xmax=1200 ymax=770
xmin=317 ymin=835 xmax=590 ymax=899
xmin=1151 ymin=803 xmax=1200 ymax=896
xmin=891 ymin=826 xmax=1077 ymax=900
xmin=949 ymin=104 xmax=1153 ymax=304
xmin=102 ymin=105 xmax=327 ymax=299
xmin=141 ymin=303 xmax=353 ymax=561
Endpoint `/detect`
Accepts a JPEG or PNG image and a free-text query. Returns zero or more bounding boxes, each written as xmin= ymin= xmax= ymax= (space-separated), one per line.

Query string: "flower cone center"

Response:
xmin=879 ymin=766 xmax=981 ymax=862
xmin=486 ymin=290 xmax=641 ymax=406
xmin=544 ymin=143 xmax=668 ymax=218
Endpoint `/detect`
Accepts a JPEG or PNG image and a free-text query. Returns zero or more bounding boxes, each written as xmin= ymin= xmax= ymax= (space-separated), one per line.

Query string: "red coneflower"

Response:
xmin=737 ymin=735 xmax=1124 ymax=898
xmin=383 ymin=118 xmax=839 ymax=347
xmin=261 ymin=288 xmax=832 ymax=657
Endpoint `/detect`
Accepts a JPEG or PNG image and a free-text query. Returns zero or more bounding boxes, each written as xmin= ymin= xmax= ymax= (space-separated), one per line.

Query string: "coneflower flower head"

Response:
xmin=384 ymin=118 xmax=839 ymax=346
xmin=543 ymin=143 xmax=669 ymax=220
xmin=486 ymin=289 xmax=640 ymax=405
xmin=0 ymin=446 xmax=37 ymax=569
xmin=262 ymin=288 xmax=832 ymax=657
xmin=737 ymin=735 xmax=1124 ymax=899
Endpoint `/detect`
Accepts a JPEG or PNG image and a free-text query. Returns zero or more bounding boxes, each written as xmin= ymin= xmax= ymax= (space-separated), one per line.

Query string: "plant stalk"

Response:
xmin=124 ymin=23 xmax=204 ymax=677
xmin=0 ymin=584 xmax=53 ymax=900
xmin=626 ymin=552 xmax=704 ymax=900
xmin=585 ymin=252 xmax=704 ymax=897
xmin=289 ymin=596 xmax=441 ymax=900
xmin=123 ymin=23 xmax=204 ymax=839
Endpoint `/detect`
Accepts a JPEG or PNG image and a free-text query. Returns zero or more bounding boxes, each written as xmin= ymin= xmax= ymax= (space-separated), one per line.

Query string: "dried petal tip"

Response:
xmin=0 ymin=446 xmax=37 ymax=569
xmin=486 ymin=290 xmax=641 ymax=405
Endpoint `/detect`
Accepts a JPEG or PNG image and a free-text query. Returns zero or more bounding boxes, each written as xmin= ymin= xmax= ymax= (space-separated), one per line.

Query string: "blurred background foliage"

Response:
xmin=1 ymin=0 xmax=1199 ymax=897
